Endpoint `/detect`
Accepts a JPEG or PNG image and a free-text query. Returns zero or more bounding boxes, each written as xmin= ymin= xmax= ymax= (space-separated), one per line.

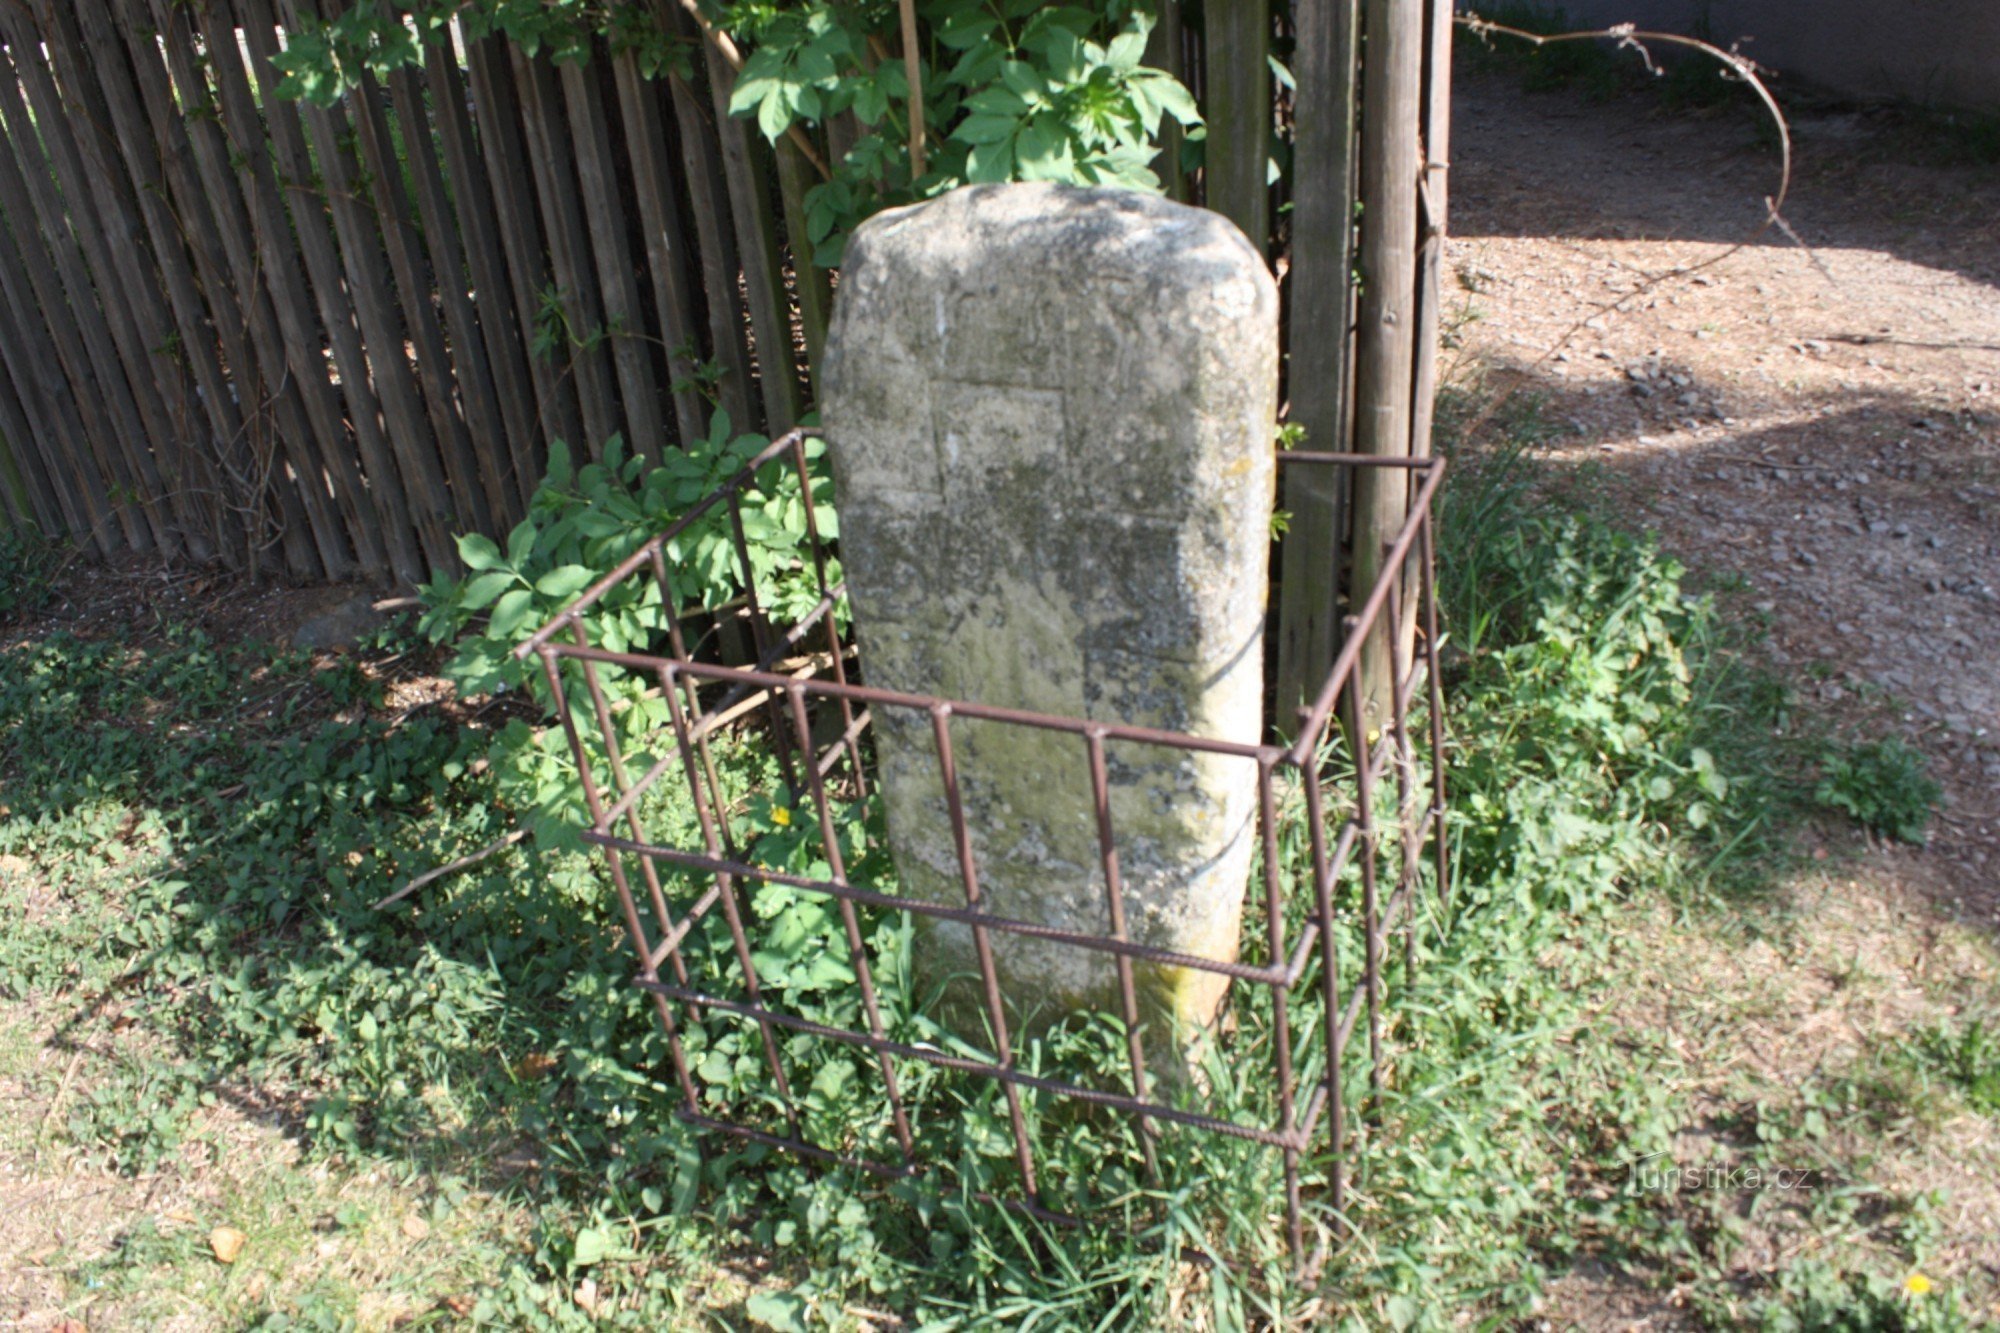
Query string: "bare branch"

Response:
xmin=1450 ymin=11 xmax=1820 ymax=443
xmin=372 ymin=828 xmax=528 ymax=910
xmin=898 ymin=0 xmax=926 ymax=179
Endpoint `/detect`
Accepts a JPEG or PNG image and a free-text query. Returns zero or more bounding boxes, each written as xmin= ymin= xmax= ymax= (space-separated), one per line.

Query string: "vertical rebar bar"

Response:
xmin=1258 ymin=757 xmax=1304 ymax=1263
xmin=1084 ymin=729 xmax=1160 ymax=1182
xmin=789 ymin=433 xmax=868 ymax=796
xmin=1344 ymin=620 xmax=1384 ymax=1109
xmin=660 ymin=658 xmax=804 ymax=1142
xmin=540 ymin=646 xmax=701 ymax=1112
xmin=930 ymin=704 xmax=1040 ymax=1201
xmin=1422 ymin=512 xmax=1450 ymax=910
xmin=787 ymin=684 xmax=916 ymax=1164
xmin=1299 ymin=714 xmax=1345 ymax=1225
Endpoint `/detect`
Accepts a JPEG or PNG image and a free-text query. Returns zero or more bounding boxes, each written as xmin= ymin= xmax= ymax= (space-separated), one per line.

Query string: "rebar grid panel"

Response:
xmin=515 ymin=429 xmax=1449 ymax=1268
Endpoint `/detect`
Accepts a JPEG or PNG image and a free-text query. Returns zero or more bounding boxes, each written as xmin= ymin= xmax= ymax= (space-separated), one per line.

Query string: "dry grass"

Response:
xmin=0 ymin=1003 xmax=536 ymax=1331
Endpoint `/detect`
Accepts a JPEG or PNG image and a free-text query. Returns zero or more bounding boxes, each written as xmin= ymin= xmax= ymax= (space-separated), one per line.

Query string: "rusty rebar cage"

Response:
xmin=515 ymin=430 xmax=1448 ymax=1267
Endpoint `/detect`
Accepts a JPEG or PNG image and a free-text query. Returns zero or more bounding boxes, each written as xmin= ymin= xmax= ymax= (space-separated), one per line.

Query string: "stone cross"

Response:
xmin=821 ymin=182 xmax=1278 ymax=1050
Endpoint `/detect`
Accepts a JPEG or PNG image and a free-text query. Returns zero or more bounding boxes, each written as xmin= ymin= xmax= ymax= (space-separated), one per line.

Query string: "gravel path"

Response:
xmin=1449 ymin=71 xmax=2000 ymax=920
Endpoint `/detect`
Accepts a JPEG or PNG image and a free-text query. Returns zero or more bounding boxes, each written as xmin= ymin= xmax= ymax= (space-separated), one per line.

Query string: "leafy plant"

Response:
xmin=731 ymin=1 xmax=1199 ymax=264
xmin=415 ymin=415 xmax=835 ymax=848
xmin=1814 ymin=737 xmax=1940 ymax=843
xmin=269 ymin=1 xmax=1199 ymax=267
xmin=5 ymin=411 xmax=1983 ymax=1324
xmin=1911 ymin=1020 xmax=2000 ymax=1114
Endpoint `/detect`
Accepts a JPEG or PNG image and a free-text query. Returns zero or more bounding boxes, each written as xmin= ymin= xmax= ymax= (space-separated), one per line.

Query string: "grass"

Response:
xmin=0 ymin=417 xmax=1989 ymax=1328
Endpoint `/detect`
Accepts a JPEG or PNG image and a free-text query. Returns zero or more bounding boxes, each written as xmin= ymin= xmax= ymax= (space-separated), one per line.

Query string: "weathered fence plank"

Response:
xmin=702 ymin=43 xmax=803 ymax=431
xmin=1204 ymin=0 xmax=1270 ymax=252
xmin=1144 ymin=0 xmax=1188 ymax=201
xmin=261 ymin=0 xmax=465 ymax=562
xmin=111 ymin=0 xmax=351 ymax=576
xmin=0 ymin=39 xmax=188 ymax=558
xmin=562 ymin=55 xmax=671 ymax=460
xmin=3 ymin=9 xmax=222 ymax=560
xmin=425 ymin=36 xmax=546 ymax=514
xmin=775 ymin=138 xmax=832 ymax=376
xmin=44 ymin=1 xmax=307 ymax=572
xmin=386 ymin=62 xmax=521 ymax=526
xmin=611 ymin=50 xmax=709 ymax=443
xmin=145 ymin=0 xmax=379 ymax=577
xmin=209 ymin=0 xmax=428 ymax=583
xmin=341 ymin=59 xmax=498 ymax=538
xmin=665 ymin=62 xmax=756 ymax=433
xmin=0 ymin=56 xmax=155 ymax=555
xmin=0 ymin=224 xmax=107 ymax=551
xmin=1409 ymin=0 xmax=1456 ymax=467
xmin=513 ymin=46 xmax=625 ymax=456
xmin=1350 ymin=0 xmax=1427 ymax=723
xmin=1274 ymin=0 xmax=1363 ymax=725
xmin=238 ymin=0 xmax=462 ymax=576
xmin=463 ymin=33 xmax=586 ymax=458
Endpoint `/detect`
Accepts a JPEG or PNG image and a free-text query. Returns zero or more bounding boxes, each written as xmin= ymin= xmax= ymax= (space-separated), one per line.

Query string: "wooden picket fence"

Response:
xmin=0 ymin=0 xmax=818 ymax=583
xmin=0 ymin=0 xmax=1450 ymax=619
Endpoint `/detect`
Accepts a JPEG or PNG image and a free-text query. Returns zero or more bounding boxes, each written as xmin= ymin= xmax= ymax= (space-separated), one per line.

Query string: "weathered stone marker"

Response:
xmin=822 ymin=182 xmax=1278 ymax=1049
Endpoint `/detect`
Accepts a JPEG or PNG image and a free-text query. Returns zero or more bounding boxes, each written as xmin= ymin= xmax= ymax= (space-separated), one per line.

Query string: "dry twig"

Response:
xmin=1450 ymin=13 xmax=1816 ymax=444
xmin=373 ymin=828 xmax=529 ymax=911
xmin=898 ymin=0 xmax=926 ymax=178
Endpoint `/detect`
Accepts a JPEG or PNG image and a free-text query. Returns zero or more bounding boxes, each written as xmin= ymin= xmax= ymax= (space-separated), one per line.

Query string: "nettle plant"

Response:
xmin=727 ymin=0 xmax=1200 ymax=263
xmin=273 ymin=0 xmax=1200 ymax=265
xmin=417 ymin=415 xmax=837 ymax=848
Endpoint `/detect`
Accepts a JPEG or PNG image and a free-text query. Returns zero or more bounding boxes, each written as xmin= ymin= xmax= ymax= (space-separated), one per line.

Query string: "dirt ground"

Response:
xmin=1450 ymin=68 xmax=2000 ymax=1325
xmin=1448 ymin=69 xmax=2000 ymax=920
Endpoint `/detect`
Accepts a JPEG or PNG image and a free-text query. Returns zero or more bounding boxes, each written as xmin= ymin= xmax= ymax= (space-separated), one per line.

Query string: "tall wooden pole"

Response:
xmin=1350 ymin=0 xmax=1426 ymax=728
xmin=1204 ymin=0 xmax=1270 ymax=252
xmin=1275 ymin=0 xmax=1363 ymax=728
xmin=1410 ymin=0 xmax=1455 ymax=467
xmin=1143 ymin=0 xmax=1188 ymax=202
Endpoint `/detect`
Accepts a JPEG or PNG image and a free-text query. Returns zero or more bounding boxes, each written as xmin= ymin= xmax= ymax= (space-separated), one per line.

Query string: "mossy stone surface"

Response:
xmin=822 ymin=183 xmax=1279 ymax=1058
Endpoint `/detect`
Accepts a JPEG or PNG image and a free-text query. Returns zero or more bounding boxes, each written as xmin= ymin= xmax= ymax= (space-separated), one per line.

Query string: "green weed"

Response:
xmin=1910 ymin=1020 xmax=2000 ymax=1115
xmin=1815 ymin=737 xmax=1941 ymax=844
xmin=0 ymin=405 xmax=1974 ymax=1325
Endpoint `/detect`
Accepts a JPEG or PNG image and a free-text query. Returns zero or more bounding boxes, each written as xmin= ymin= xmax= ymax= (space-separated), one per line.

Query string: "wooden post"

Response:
xmin=1143 ymin=0 xmax=1188 ymax=202
xmin=5 ymin=5 xmax=225 ymax=559
xmin=241 ymin=0 xmax=461 ymax=575
xmin=146 ymin=0 xmax=380 ymax=576
xmin=1349 ymin=0 xmax=1426 ymax=728
xmin=1410 ymin=0 xmax=1455 ymax=467
xmin=561 ymin=54 xmax=671 ymax=461
xmin=385 ymin=63 xmax=521 ymax=523
xmin=512 ymin=46 xmax=625 ymax=456
xmin=1274 ymin=0 xmax=1363 ymax=729
xmin=422 ymin=35 xmax=547 ymax=517
xmin=0 ymin=60 xmax=155 ymax=555
xmin=462 ymin=33 xmax=586 ymax=458
xmin=665 ymin=63 xmax=756 ymax=433
xmin=611 ymin=50 xmax=710 ymax=445
xmin=1203 ymin=0 xmax=1270 ymax=253
xmin=702 ymin=42 xmax=805 ymax=431
xmin=775 ymin=137 xmax=833 ymax=379
xmin=49 ymin=0 xmax=315 ymax=574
